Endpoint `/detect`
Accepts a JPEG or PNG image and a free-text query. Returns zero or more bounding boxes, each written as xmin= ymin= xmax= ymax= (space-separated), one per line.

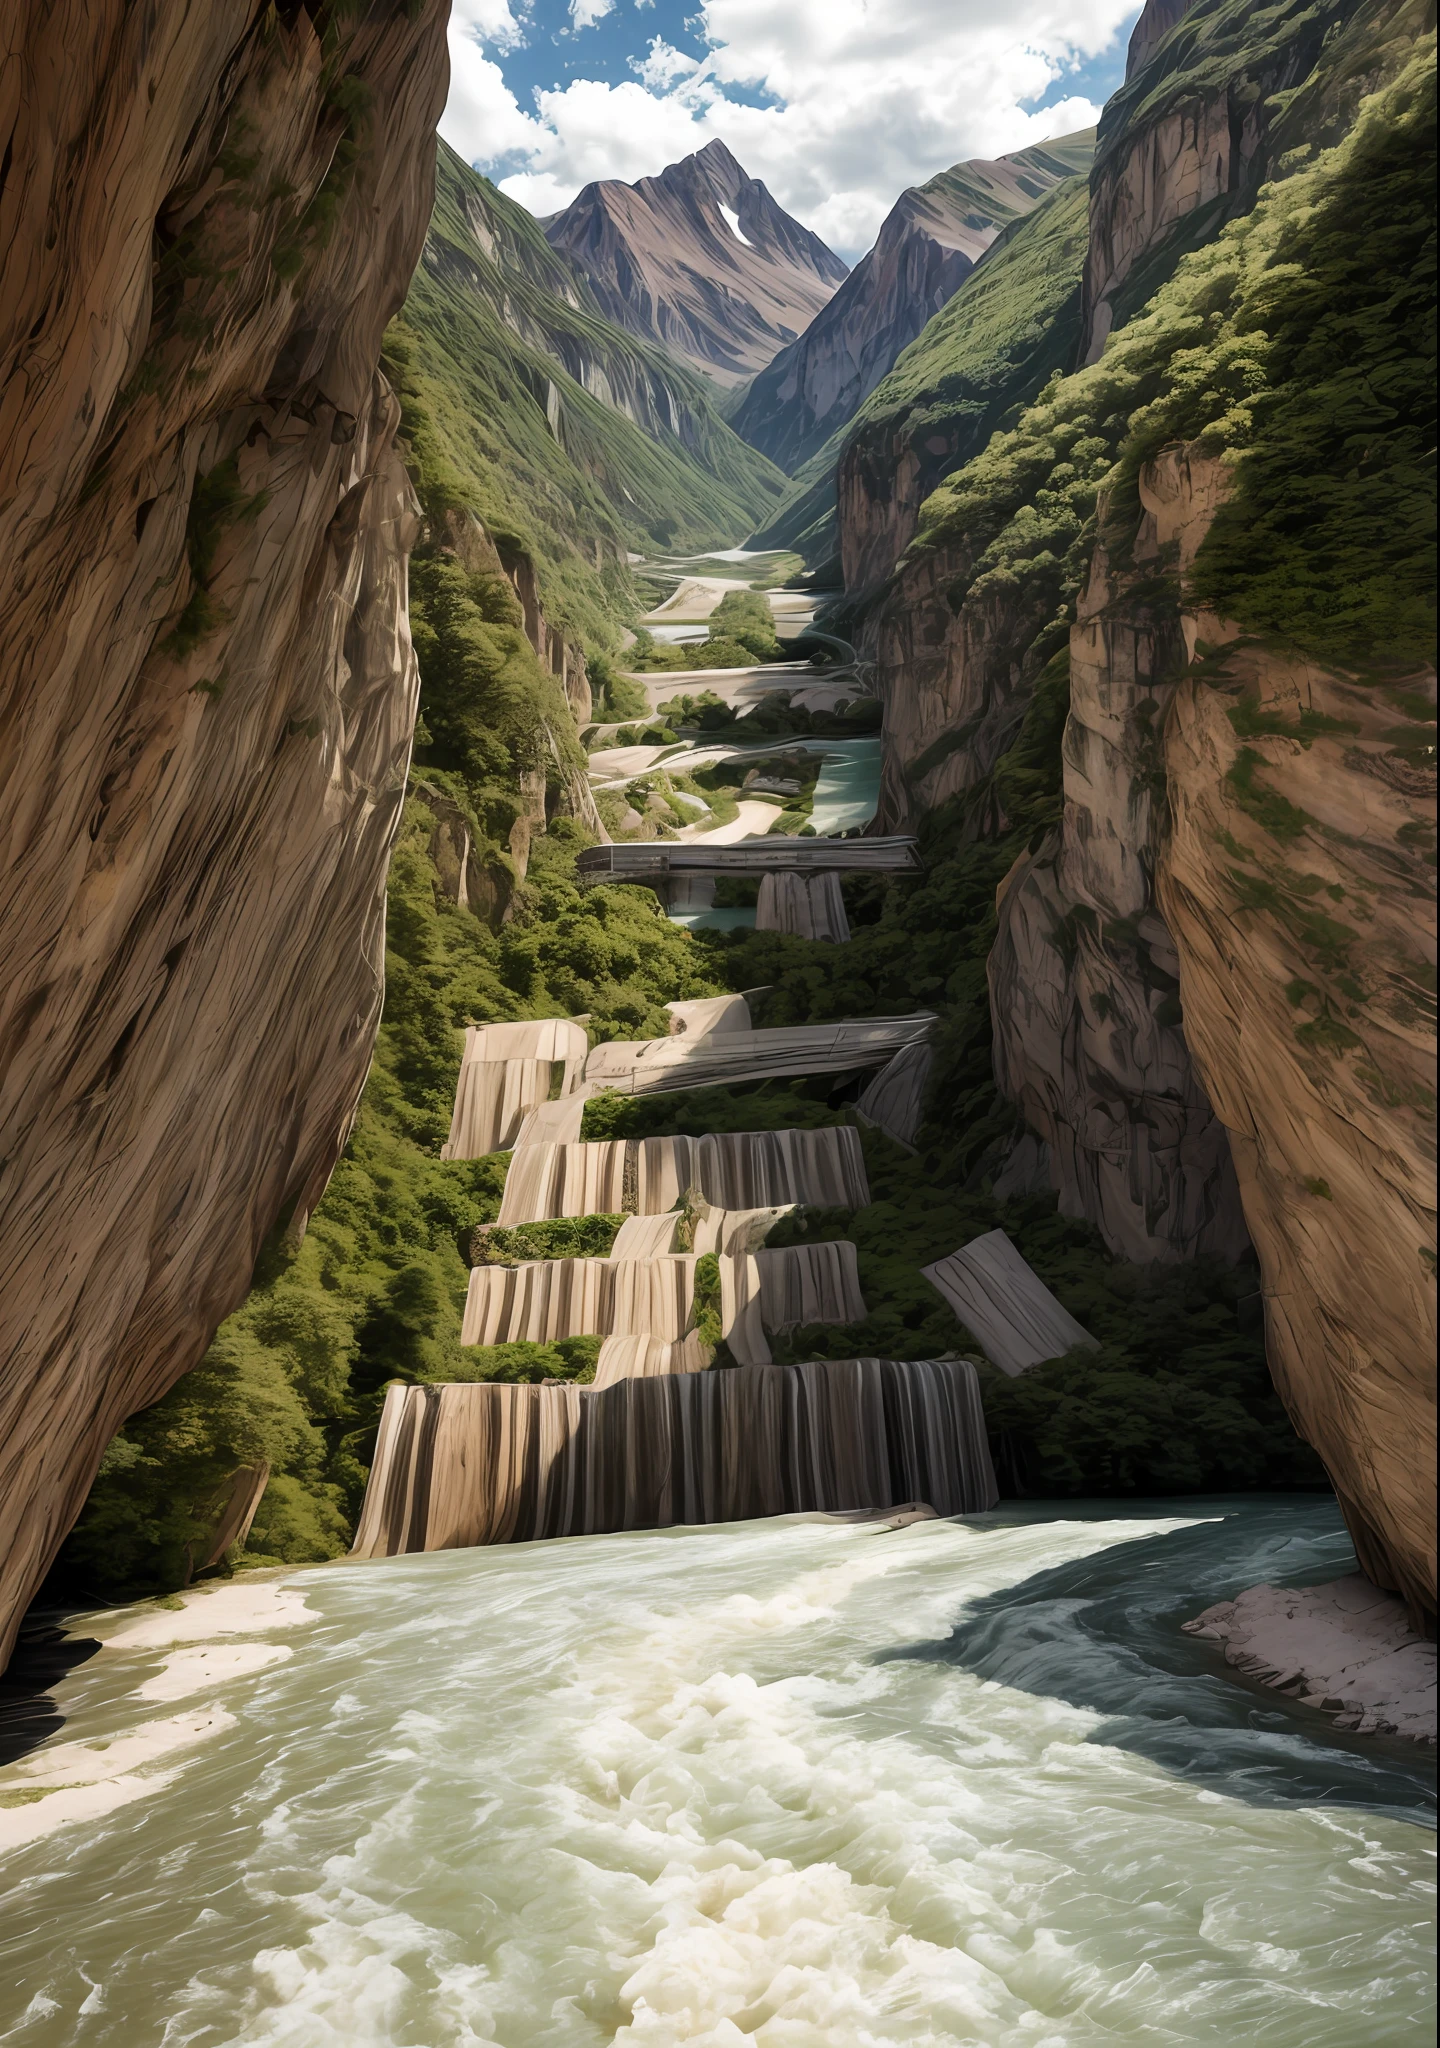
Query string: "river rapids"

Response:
xmin=1 ymin=1498 xmax=1433 ymax=2044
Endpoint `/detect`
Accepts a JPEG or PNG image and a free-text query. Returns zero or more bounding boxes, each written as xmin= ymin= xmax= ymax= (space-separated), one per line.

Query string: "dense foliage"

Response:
xmin=918 ymin=51 xmax=1436 ymax=675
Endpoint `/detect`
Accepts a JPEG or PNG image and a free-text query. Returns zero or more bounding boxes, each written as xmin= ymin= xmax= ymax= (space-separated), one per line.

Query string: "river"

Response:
xmin=1 ymin=1497 xmax=1432 ymax=2044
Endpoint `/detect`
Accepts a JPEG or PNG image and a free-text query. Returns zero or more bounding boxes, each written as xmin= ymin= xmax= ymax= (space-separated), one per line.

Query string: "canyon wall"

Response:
xmin=865 ymin=544 xmax=1051 ymax=834
xmin=1080 ymin=0 xmax=1401 ymax=362
xmin=1150 ymin=449 xmax=1437 ymax=1623
xmin=0 ymin=0 xmax=449 ymax=1664
xmin=988 ymin=492 xmax=1249 ymax=1263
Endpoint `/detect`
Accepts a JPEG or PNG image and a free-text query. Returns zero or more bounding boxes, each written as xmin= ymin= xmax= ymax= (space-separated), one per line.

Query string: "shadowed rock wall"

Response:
xmin=0 ymin=0 xmax=449 ymax=1665
xmin=1150 ymin=448 xmax=1437 ymax=1624
xmin=988 ymin=484 xmax=1249 ymax=1263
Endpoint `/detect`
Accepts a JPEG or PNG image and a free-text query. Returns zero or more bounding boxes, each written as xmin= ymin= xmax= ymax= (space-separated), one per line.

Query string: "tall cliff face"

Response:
xmin=987 ymin=494 xmax=1248 ymax=1264
xmin=733 ymin=134 xmax=1093 ymax=477
xmin=0 ymin=0 xmax=449 ymax=1663
xmin=865 ymin=545 xmax=1052 ymax=834
xmin=1149 ymin=447 xmax=1436 ymax=1623
xmin=543 ymin=140 xmax=848 ymax=388
xmin=1080 ymin=0 xmax=1390 ymax=362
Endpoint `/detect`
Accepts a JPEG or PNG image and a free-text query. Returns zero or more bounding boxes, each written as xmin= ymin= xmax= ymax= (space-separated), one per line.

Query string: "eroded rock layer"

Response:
xmin=1151 ymin=448 xmax=1437 ymax=1624
xmin=988 ymin=487 xmax=1249 ymax=1264
xmin=0 ymin=0 xmax=449 ymax=1663
xmin=351 ymin=1358 xmax=999 ymax=1557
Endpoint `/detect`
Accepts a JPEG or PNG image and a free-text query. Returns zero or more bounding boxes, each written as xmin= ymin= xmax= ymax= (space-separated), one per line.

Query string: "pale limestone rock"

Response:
xmin=987 ymin=489 xmax=1249 ymax=1264
xmin=1152 ymin=445 xmax=1437 ymax=1626
xmin=1185 ymin=1575 xmax=1436 ymax=1740
xmin=0 ymin=0 xmax=449 ymax=1666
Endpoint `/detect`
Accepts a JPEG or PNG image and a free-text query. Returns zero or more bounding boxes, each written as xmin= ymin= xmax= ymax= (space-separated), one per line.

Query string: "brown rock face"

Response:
xmin=864 ymin=543 xmax=1049 ymax=835
xmin=733 ymin=134 xmax=1093 ymax=475
xmin=1080 ymin=0 xmax=1374 ymax=363
xmin=544 ymin=139 xmax=848 ymax=388
xmin=988 ymin=492 xmax=1248 ymax=1264
xmin=1149 ymin=449 xmax=1437 ymax=1625
xmin=0 ymin=0 xmax=449 ymax=1664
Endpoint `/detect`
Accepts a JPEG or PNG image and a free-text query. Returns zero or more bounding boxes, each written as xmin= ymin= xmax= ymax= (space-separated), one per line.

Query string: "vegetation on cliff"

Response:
xmin=55 ymin=23 xmax=1429 ymax=1604
xmin=752 ymin=173 xmax=1092 ymax=572
xmin=915 ymin=47 xmax=1435 ymax=679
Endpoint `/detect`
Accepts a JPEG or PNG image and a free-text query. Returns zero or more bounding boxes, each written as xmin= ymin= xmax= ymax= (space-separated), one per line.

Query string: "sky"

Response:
xmin=440 ymin=0 xmax=1144 ymax=262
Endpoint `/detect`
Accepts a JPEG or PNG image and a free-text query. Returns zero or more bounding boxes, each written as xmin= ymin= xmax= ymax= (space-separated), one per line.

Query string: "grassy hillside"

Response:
xmin=914 ymin=47 xmax=1436 ymax=678
xmin=390 ymin=144 xmax=787 ymax=646
xmin=749 ymin=175 xmax=1092 ymax=571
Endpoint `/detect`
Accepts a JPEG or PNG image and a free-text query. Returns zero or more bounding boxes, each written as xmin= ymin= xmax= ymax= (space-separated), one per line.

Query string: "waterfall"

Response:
xmin=352 ymin=1357 xmax=998 ymax=1557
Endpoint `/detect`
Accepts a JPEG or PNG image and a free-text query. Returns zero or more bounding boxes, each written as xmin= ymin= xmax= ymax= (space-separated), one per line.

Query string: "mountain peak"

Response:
xmin=544 ymin=144 xmax=847 ymax=388
xmin=732 ymin=127 xmax=1095 ymax=475
xmin=693 ymin=136 xmax=744 ymax=180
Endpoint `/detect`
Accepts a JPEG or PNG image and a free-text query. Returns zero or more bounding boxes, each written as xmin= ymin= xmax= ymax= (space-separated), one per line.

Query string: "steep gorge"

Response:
xmin=1152 ymin=445 xmax=1437 ymax=1623
xmin=4 ymin=0 xmax=1432 ymax=1666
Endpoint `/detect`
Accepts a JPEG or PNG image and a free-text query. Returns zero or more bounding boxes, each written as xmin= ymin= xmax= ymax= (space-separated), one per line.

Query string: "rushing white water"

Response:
xmin=1 ymin=1500 xmax=1433 ymax=2045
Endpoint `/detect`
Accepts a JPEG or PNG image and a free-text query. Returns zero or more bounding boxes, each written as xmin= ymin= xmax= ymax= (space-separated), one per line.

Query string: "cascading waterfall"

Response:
xmin=350 ymin=1357 xmax=999 ymax=1558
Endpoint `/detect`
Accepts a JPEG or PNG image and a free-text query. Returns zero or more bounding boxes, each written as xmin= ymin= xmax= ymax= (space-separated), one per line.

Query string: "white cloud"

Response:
xmin=633 ymin=37 xmax=700 ymax=90
xmin=443 ymin=0 xmax=1141 ymax=260
xmin=570 ymin=0 xmax=616 ymax=27
xmin=449 ymin=0 xmax=529 ymax=54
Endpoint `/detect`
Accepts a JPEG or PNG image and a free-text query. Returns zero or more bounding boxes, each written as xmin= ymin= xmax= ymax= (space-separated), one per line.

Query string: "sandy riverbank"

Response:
xmin=0 ymin=1573 xmax=321 ymax=1851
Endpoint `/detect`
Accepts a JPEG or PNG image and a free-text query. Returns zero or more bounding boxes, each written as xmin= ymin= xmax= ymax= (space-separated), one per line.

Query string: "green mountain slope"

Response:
xmin=750 ymin=174 xmax=1091 ymax=580
xmin=732 ymin=132 xmax=1094 ymax=477
xmin=391 ymin=144 xmax=787 ymax=645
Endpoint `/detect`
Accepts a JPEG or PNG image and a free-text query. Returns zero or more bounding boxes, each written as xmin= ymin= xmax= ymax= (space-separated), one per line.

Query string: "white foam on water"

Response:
xmin=1 ymin=1513 xmax=1433 ymax=2045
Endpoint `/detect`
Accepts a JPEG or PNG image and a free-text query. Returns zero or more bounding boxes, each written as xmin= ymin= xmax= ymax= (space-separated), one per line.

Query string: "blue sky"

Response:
xmin=442 ymin=0 xmax=1143 ymax=260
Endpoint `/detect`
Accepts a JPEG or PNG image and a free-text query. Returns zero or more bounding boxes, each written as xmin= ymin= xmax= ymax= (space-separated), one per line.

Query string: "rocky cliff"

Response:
xmin=1150 ymin=447 xmax=1436 ymax=1623
xmin=733 ymin=133 xmax=1093 ymax=476
xmin=1080 ymin=0 xmax=1394 ymax=362
xmin=543 ymin=139 xmax=848 ymax=388
xmin=862 ymin=37 xmax=1435 ymax=1616
xmin=987 ymin=491 xmax=1249 ymax=1264
xmin=0 ymin=0 xmax=449 ymax=1664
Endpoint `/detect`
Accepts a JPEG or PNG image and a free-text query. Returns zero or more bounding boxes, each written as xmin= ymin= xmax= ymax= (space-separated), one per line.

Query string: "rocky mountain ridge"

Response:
xmin=733 ymin=132 xmax=1095 ymax=477
xmin=543 ymin=138 xmax=849 ymax=388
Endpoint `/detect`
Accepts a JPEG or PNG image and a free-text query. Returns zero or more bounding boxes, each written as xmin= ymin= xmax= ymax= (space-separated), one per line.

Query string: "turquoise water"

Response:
xmin=810 ymin=738 xmax=882 ymax=834
xmin=666 ymin=907 xmax=758 ymax=932
xmin=0 ymin=1497 xmax=1432 ymax=2044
